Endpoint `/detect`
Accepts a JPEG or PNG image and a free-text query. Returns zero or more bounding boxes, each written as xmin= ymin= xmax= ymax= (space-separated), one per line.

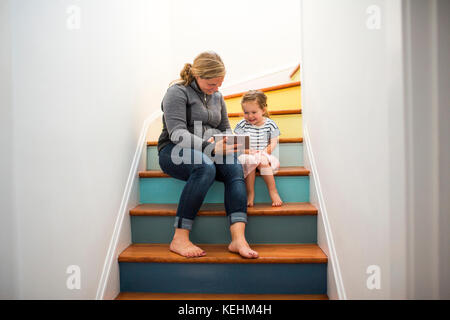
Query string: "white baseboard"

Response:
xmin=303 ymin=124 xmax=347 ymax=300
xmin=95 ymin=110 xmax=162 ymax=300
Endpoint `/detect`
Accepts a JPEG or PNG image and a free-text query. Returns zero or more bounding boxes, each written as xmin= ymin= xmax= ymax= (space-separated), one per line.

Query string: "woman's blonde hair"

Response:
xmin=173 ymin=51 xmax=226 ymax=86
xmin=241 ymin=90 xmax=270 ymax=118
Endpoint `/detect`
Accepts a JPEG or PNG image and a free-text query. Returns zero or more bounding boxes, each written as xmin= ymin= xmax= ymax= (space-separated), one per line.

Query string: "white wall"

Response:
xmin=168 ymin=0 xmax=301 ymax=89
xmin=302 ymin=0 xmax=450 ymax=299
xmin=402 ymin=0 xmax=450 ymax=299
xmin=436 ymin=0 xmax=450 ymax=299
xmin=7 ymin=0 xmax=172 ymax=299
xmin=0 ymin=0 xmax=18 ymax=299
xmin=301 ymin=0 xmax=401 ymax=299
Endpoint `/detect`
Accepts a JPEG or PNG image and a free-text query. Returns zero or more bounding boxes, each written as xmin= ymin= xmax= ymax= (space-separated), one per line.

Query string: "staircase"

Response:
xmin=115 ymin=65 xmax=328 ymax=300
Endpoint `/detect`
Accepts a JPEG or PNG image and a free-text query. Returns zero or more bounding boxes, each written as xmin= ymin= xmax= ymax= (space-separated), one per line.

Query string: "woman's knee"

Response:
xmin=227 ymin=162 xmax=245 ymax=180
xmin=192 ymin=162 xmax=216 ymax=182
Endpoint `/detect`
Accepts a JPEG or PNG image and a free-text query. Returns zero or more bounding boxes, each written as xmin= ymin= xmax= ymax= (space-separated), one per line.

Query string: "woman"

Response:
xmin=157 ymin=51 xmax=258 ymax=259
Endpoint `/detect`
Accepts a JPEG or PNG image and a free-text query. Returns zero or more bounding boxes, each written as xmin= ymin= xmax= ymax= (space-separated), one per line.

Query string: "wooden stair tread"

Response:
xmin=228 ymin=109 xmax=301 ymax=117
xmin=139 ymin=166 xmax=309 ymax=178
xmin=118 ymin=244 xmax=327 ymax=264
xmin=148 ymin=137 xmax=303 ymax=146
xmin=130 ymin=202 xmax=317 ymax=216
xmin=224 ymin=81 xmax=301 ymax=100
xmin=115 ymin=292 xmax=328 ymax=300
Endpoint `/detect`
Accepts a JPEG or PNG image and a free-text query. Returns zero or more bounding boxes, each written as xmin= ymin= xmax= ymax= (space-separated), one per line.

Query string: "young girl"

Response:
xmin=234 ymin=90 xmax=282 ymax=207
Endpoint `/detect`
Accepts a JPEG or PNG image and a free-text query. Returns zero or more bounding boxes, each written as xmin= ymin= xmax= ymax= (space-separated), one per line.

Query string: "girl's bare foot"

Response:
xmin=245 ymin=171 xmax=256 ymax=207
xmin=228 ymin=239 xmax=259 ymax=259
xmin=270 ymin=190 xmax=283 ymax=207
xmin=247 ymin=192 xmax=254 ymax=207
xmin=170 ymin=228 xmax=206 ymax=258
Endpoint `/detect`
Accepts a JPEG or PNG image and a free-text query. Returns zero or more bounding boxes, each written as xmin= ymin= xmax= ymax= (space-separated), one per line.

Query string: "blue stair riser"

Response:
xmin=140 ymin=176 xmax=309 ymax=204
xmin=119 ymin=262 xmax=327 ymax=294
xmin=130 ymin=215 xmax=317 ymax=244
xmin=147 ymin=143 xmax=304 ymax=170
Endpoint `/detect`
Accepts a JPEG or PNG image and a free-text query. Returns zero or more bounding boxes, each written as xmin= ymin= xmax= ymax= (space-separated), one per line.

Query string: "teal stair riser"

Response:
xmin=130 ymin=215 xmax=317 ymax=244
xmin=140 ymin=176 xmax=310 ymax=203
xmin=147 ymin=143 xmax=304 ymax=170
xmin=119 ymin=262 xmax=327 ymax=294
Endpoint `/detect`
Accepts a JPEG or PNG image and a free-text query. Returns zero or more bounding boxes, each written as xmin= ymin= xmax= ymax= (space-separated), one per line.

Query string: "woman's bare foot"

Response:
xmin=170 ymin=228 xmax=206 ymax=258
xmin=228 ymin=239 xmax=259 ymax=259
xmin=270 ymin=190 xmax=283 ymax=207
xmin=229 ymin=222 xmax=258 ymax=259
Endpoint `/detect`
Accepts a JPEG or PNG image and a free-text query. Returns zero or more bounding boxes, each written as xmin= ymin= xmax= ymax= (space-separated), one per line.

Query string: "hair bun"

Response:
xmin=183 ymin=63 xmax=192 ymax=73
xmin=180 ymin=63 xmax=193 ymax=82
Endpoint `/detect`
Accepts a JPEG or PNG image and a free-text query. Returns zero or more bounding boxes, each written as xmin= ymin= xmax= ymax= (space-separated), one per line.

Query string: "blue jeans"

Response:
xmin=158 ymin=143 xmax=248 ymax=230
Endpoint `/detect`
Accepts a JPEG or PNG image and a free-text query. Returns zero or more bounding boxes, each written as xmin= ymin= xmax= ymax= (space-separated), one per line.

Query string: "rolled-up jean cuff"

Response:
xmin=228 ymin=212 xmax=247 ymax=225
xmin=174 ymin=217 xmax=194 ymax=230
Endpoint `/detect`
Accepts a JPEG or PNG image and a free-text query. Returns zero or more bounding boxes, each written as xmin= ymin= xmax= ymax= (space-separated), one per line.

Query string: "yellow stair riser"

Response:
xmin=146 ymin=115 xmax=303 ymax=141
xmin=146 ymin=113 xmax=303 ymax=141
xmin=225 ymin=86 xmax=301 ymax=113
xmin=229 ymin=114 xmax=303 ymax=139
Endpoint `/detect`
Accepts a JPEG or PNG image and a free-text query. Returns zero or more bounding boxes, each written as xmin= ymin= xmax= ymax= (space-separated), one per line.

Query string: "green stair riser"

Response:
xmin=119 ymin=262 xmax=327 ymax=294
xmin=147 ymin=143 xmax=304 ymax=170
xmin=139 ymin=176 xmax=310 ymax=204
xmin=130 ymin=215 xmax=317 ymax=244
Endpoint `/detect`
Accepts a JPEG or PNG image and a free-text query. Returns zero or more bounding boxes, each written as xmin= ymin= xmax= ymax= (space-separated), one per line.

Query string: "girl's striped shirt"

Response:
xmin=234 ymin=118 xmax=281 ymax=150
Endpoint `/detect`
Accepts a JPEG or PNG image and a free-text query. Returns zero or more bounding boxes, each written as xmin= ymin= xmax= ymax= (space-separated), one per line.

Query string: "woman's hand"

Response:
xmin=214 ymin=137 xmax=241 ymax=155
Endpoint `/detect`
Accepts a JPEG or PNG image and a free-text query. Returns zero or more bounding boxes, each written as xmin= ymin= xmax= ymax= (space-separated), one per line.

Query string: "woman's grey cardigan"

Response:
xmin=157 ymin=80 xmax=231 ymax=154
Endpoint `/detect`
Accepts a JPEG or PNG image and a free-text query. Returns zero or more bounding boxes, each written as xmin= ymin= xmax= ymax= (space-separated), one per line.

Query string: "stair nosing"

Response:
xmin=118 ymin=243 xmax=328 ymax=264
xmin=223 ymin=81 xmax=301 ymax=100
xmin=139 ymin=166 xmax=310 ymax=178
xmin=115 ymin=292 xmax=328 ymax=300
xmin=130 ymin=202 xmax=317 ymax=216
xmin=228 ymin=109 xmax=302 ymax=117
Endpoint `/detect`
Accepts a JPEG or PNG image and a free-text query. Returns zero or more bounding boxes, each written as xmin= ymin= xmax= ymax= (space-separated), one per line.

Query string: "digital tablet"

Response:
xmin=213 ymin=134 xmax=250 ymax=150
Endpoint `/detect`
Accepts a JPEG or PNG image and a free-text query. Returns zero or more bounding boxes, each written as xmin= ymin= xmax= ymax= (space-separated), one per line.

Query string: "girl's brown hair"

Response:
xmin=241 ymin=90 xmax=270 ymax=117
xmin=173 ymin=51 xmax=226 ymax=86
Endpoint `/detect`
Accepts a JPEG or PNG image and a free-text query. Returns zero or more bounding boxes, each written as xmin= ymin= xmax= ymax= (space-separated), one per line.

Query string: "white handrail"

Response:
xmin=95 ymin=110 xmax=163 ymax=300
